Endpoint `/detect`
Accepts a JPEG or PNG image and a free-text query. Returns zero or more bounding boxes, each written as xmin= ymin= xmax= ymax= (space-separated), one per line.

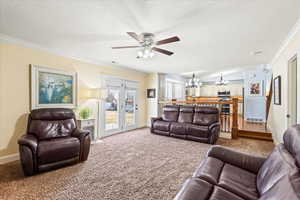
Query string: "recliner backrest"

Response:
xmin=178 ymin=106 xmax=194 ymax=123
xmin=193 ymin=106 xmax=219 ymax=126
xmin=162 ymin=105 xmax=179 ymax=122
xmin=28 ymin=108 xmax=77 ymax=140
xmin=257 ymin=125 xmax=300 ymax=199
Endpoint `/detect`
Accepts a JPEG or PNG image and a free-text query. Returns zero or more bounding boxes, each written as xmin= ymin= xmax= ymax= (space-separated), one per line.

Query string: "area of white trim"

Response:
xmin=0 ymin=33 xmax=148 ymax=75
xmin=0 ymin=153 xmax=19 ymax=165
xmin=271 ymin=18 xmax=300 ymax=65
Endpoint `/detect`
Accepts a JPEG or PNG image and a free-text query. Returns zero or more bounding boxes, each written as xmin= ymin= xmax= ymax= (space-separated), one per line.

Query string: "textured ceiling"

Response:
xmin=0 ymin=0 xmax=299 ymax=75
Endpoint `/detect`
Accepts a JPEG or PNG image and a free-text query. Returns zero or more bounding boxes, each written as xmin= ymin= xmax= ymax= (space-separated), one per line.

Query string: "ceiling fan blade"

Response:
xmin=127 ymin=32 xmax=140 ymax=42
xmin=112 ymin=46 xmax=140 ymax=49
xmin=152 ymin=47 xmax=174 ymax=56
xmin=156 ymin=36 xmax=180 ymax=45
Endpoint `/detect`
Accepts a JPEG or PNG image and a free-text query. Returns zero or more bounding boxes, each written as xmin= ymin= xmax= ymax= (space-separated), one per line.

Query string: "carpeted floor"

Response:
xmin=0 ymin=128 xmax=274 ymax=200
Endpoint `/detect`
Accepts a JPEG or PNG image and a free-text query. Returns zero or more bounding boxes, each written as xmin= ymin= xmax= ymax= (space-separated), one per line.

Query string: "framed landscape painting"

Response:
xmin=31 ymin=65 xmax=78 ymax=109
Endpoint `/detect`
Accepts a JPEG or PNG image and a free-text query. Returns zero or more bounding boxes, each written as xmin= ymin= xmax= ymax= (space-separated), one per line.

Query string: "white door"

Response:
xmin=102 ymin=77 xmax=139 ymax=137
xmin=288 ymin=55 xmax=298 ymax=126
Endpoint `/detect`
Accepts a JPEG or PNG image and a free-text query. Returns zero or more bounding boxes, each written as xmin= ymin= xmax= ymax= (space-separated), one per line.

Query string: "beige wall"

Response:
xmin=268 ymin=27 xmax=300 ymax=144
xmin=0 ymin=42 xmax=147 ymax=157
xmin=199 ymin=83 xmax=243 ymax=97
xmin=146 ymin=73 xmax=159 ymax=126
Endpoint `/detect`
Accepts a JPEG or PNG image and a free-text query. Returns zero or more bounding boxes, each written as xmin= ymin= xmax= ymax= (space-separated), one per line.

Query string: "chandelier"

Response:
xmin=215 ymin=74 xmax=229 ymax=85
xmin=186 ymin=73 xmax=202 ymax=88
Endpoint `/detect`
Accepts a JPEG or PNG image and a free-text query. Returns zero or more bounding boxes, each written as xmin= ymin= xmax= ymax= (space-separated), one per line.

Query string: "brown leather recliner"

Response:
xmin=151 ymin=105 xmax=220 ymax=144
xmin=18 ymin=108 xmax=91 ymax=176
xmin=175 ymin=125 xmax=300 ymax=200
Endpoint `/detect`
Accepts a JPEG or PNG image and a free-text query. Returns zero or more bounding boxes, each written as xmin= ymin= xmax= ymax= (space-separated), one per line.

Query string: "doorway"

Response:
xmin=101 ymin=76 xmax=139 ymax=137
xmin=287 ymin=55 xmax=298 ymax=126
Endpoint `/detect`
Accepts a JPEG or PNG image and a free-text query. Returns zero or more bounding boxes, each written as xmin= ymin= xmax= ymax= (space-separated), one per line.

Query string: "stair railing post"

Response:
xmin=231 ymin=98 xmax=239 ymax=139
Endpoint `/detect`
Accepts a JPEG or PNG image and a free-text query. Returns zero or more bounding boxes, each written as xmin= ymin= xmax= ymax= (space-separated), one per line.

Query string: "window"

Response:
xmin=165 ymin=79 xmax=185 ymax=100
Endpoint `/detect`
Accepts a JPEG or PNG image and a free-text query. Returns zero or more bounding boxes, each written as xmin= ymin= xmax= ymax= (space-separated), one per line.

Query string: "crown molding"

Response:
xmin=271 ymin=18 xmax=300 ymax=65
xmin=0 ymin=33 xmax=148 ymax=75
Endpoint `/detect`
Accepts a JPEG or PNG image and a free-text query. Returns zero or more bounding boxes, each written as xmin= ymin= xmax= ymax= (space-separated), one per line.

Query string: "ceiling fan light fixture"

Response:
xmin=113 ymin=32 xmax=178 ymax=57
xmin=137 ymin=47 xmax=155 ymax=59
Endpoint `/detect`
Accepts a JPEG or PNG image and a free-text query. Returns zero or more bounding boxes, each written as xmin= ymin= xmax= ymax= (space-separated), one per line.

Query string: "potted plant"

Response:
xmin=79 ymin=107 xmax=92 ymax=120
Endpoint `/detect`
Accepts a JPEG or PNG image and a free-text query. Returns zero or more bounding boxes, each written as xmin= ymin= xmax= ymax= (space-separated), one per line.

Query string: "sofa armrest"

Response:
xmin=72 ymin=128 xmax=90 ymax=140
xmin=151 ymin=117 xmax=162 ymax=123
xmin=151 ymin=117 xmax=162 ymax=127
xmin=72 ymin=129 xmax=91 ymax=161
xmin=207 ymin=145 xmax=266 ymax=174
xmin=208 ymin=123 xmax=220 ymax=144
xmin=209 ymin=122 xmax=220 ymax=130
xmin=18 ymin=134 xmax=38 ymax=154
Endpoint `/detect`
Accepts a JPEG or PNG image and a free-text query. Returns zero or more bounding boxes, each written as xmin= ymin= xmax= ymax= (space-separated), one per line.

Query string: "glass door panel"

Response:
xmin=105 ymin=87 xmax=120 ymax=131
xmin=125 ymin=89 xmax=137 ymax=128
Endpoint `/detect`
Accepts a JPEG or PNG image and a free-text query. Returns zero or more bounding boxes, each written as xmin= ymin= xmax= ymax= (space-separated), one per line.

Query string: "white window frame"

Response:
xmin=165 ymin=78 xmax=185 ymax=100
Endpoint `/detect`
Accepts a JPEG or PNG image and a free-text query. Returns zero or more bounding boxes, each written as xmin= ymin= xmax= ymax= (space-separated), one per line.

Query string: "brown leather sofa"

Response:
xmin=18 ymin=108 xmax=91 ymax=176
xmin=151 ymin=105 xmax=220 ymax=144
xmin=175 ymin=125 xmax=300 ymax=200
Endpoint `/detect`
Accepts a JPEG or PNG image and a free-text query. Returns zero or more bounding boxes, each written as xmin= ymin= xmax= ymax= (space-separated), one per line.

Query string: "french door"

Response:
xmin=101 ymin=77 xmax=138 ymax=137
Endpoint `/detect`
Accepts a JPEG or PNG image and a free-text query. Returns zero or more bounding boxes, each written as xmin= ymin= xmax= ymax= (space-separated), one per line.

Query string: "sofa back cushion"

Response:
xmin=193 ymin=106 xmax=219 ymax=126
xmin=283 ymin=125 xmax=300 ymax=167
xmin=256 ymin=144 xmax=298 ymax=195
xmin=178 ymin=106 xmax=194 ymax=123
xmin=162 ymin=105 xmax=179 ymax=122
xmin=258 ymin=170 xmax=300 ymax=200
xmin=28 ymin=108 xmax=77 ymax=140
xmin=257 ymin=126 xmax=300 ymax=199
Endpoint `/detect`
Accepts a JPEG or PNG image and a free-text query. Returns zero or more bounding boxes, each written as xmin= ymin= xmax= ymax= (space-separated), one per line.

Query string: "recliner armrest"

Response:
xmin=151 ymin=117 xmax=162 ymax=122
xmin=207 ymin=145 xmax=266 ymax=174
xmin=209 ymin=122 xmax=220 ymax=130
xmin=72 ymin=128 xmax=90 ymax=140
xmin=151 ymin=117 xmax=162 ymax=127
xmin=18 ymin=134 xmax=38 ymax=153
xmin=72 ymin=128 xmax=91 ymax=162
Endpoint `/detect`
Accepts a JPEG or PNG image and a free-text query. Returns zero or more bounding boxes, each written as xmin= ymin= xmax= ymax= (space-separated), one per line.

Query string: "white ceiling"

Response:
xmin=1 ymin=0 xmax=299 ymax=74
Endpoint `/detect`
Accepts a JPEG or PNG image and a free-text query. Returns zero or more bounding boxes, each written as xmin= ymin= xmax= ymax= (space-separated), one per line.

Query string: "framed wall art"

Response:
xmin=249 ymin=80 xmax=263 ymax=96
xmin=147 ymin=88 xmax=156 ymax=98
xmin=274 ymin=75 xmax=281 ymax=105
xmin=31 ymin=65 xmax=78 ymax=109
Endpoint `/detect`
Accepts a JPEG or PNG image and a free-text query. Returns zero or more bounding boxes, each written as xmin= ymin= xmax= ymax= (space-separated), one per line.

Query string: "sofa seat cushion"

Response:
xmin=210 ymin=186 xmax=245 ymax=200
xmin=194 ymin=158 xmax=258 ymax=200
xmin=174 ymin=178 xmax=245 ymax=200
xmin=153 ymin=120 xmax=171 ymax=132
xmin=218 ymin=164 xmax=258 ymax=200
xmin=187 ymin=124 xmax=209 ymax=137
xmin=38 ymin=137 xmax=80 ymax=165
xmin=174 ymin=178 xmax=212 ymax=200
xmin=170 ymin=122 xmax=186 ymax=135
xmin=152 ymin=129 xmax=169 ymax=136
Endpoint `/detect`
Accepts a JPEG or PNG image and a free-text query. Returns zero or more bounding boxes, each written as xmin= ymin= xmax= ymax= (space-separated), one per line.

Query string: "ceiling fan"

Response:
xmin=112 ymin=32 xmax=180 ymax=58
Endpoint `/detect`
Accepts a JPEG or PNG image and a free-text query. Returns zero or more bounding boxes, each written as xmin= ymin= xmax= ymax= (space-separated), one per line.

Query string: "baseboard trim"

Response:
xmin=0 ymin=126 xmax=147 ymax=164
xmin=0 ymin=153 xmax=19 ymax=165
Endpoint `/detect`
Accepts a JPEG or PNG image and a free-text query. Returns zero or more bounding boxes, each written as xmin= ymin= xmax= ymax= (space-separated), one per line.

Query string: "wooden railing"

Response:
xmin=158 ymin=98 xmax=240 ymax=139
